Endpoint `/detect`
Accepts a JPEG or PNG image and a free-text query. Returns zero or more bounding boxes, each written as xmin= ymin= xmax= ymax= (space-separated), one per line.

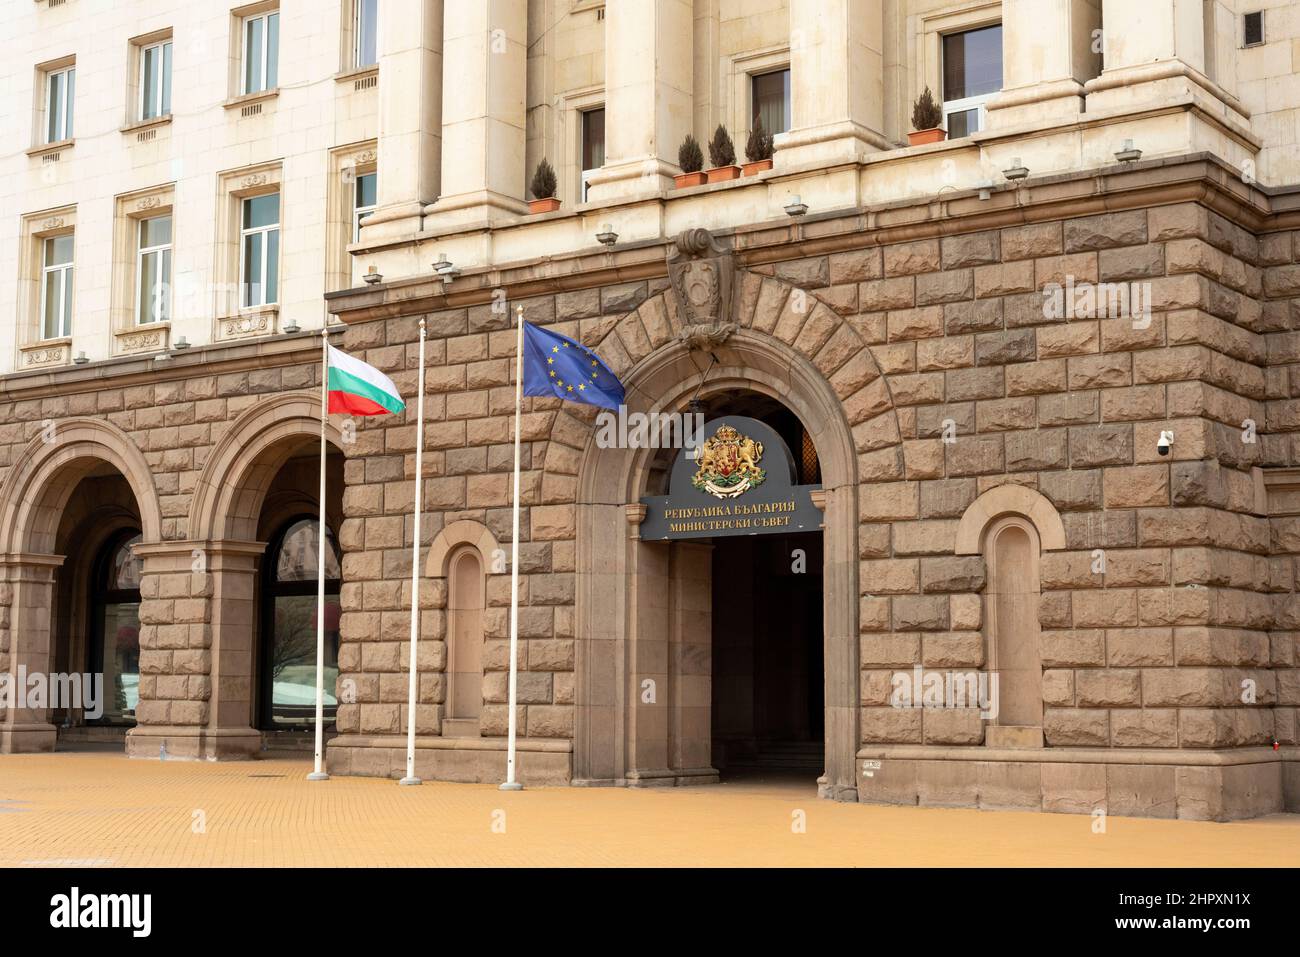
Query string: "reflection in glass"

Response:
xmin=92 ymin=533 xmax=142 ymax=725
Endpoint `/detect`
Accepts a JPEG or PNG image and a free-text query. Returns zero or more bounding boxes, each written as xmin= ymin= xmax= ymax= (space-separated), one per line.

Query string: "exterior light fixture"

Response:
xmin=784 ymin=194 xmax=808 ymax=217
xmin=596 ymin=223 xmax=618 ymax=246
xmin=1002 ymin=158 xmax=1029 ymax=181
xmin=173 ymin=335 xmax=191 ymax=349
xmin=73 ymin=351 xmax=88 ymax=364
xmin=282 ymin=320 xmax=300 ymax=333
xmin=1115 ymin=139 xmax=1142 ymax=163
xmin=434 ymin=253 xmax=459 ymax=281
xmin=977 ymin=181 xmax=994 ymax=201
xmin=363 ymin=264 xmax=383 ymax=285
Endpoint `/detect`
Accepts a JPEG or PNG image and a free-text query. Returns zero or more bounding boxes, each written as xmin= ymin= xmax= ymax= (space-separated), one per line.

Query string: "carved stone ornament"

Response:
xmin=668 ymin=228 xmax=737 ymax=351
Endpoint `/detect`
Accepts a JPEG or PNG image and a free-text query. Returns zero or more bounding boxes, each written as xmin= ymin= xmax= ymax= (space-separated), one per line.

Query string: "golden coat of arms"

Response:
xmin=692 ymin=424 xmax=766 ymax=499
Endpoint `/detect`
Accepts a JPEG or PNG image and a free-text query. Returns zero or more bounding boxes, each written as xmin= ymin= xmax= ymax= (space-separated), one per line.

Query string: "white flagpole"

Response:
xmin=400 ymin=318 xmax=428 ymax=786
xmin=500 ymin=304 xmax=524 ymax=791
xmin=308 ymin=327 xmax=329 ymax=781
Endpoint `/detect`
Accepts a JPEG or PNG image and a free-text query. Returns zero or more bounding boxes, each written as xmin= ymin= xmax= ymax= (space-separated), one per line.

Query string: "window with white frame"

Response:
xmin=42 ymin=234 xmax=74 ymax=339
xmin=355 ymin=0 xmax=379 ymax=68
xmin=140 ymin=39 xmax=173 ymax=120
xmin=353 ymin=172 xmax=376 ymax=241
xmin=941 ymin=24 xmax=1002 ymax=138
xmin=137 ymin=215 xmax=172 ymax=324
xmin=581 ymin=107 xmax=605 ymax=201
xmin=241 ymin=193 xmax=279 ymax=306
xmin=242 ymin=9 xmax=280 ymax=94
xmin=46 ymin=65 xmax=75 ymax=142
xmin=751 ymin=68 xmax=790 ymax=136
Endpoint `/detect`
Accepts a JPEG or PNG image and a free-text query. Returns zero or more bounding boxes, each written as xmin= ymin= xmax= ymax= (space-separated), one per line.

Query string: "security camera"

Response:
xmin=1157 ymin=430 xmax=1174 ymax=456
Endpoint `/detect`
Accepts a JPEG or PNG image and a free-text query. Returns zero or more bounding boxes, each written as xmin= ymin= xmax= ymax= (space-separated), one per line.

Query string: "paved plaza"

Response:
xmin=1 ymin=753 xmax=1297 ymax=868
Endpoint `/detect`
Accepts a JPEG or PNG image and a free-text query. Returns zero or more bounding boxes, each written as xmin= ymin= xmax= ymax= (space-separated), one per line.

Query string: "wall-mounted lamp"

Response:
xmin=282 ymin=320 xmax=300 ymax=333
xmin=73 ymin=351 xmax=88 ymax=365
xmin=434 ymin=253 xmax=460 ymax=281
xmin=596 ymin=223 xmax=618 ymax=246
xmin=173 ymin=335 xmax=191 ymax=350
xmin=363 ymin=264 xmax=383 ymax=285
xmin=1002 ymin=158 xmax=1029 ymax=181
xmin=784 ymin=195 xmax=808 ymax=217
xmin=977 ymin=181 xmax=994 ymax=201
xmin=1115 ymin=139 xmax=1142 ymax=164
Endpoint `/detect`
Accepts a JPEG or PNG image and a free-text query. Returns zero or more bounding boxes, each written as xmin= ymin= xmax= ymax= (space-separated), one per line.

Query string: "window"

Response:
xmin=41 ymin=234 xmax=74 ymax=339
xmin=140 ymin=39 xmax=173 ymax=120
xmin=46 ymin=65 xmax=75 ymax=142
xmin=354 ymin=0 xmax=378 ymax=68
xmin=260 ymin=518 xmax=341 ymax=729
xmin=1243 ymin=11 xmax=1264 ymax=47
xmin=136 ymin=215 xmax=172 ymax=324
xmin=240 ymin=193 xmax=279 ymax=307
xmin=581 ymin=107 xmax=605 ymax=201
xmin=751 ymin=68 xmax=791 ymax=136
xmin=242 ymin=10 xmax=279 ymax=93
xmin=353 ymin=172 xmax=376 ymax=241
xmin=90 ymin=533 xmax=143 ymax=726
xmin=941 ymin=24 xmax=1002 ymax=138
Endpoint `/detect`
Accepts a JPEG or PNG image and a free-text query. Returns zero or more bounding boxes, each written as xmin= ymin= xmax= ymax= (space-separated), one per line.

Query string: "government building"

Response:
xmin=2 ymin=0 xmax=1299 ymax=822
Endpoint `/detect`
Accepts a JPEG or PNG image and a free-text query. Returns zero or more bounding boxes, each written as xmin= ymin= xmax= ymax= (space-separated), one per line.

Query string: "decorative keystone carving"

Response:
xmin=668 ymin=228 xmax=736 ymax=351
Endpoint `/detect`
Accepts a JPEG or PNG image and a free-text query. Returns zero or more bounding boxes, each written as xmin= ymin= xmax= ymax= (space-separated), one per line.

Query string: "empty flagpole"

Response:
xmin=308 ymin=327 xmax=329 ymax=781
xmin=501 ymin=304 xmax=524 ymax=791
xmin=400 ymin=318 xmax=428 ymax=786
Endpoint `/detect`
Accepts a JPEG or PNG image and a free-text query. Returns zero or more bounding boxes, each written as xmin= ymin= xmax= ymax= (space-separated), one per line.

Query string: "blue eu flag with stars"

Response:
xmin=521 ymin=321 xmax=626 ymax=410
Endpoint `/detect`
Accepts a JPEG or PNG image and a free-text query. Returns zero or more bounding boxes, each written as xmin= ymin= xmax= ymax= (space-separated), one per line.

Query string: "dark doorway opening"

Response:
xmin=711 ymin=529 xmax=824 ymax=778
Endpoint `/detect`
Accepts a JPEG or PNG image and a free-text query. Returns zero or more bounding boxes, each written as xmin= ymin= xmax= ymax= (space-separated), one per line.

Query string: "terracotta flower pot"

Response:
xmin=528 ymin=197 xmax=562 ymax=214
xmin=673 ymin=171 xmax=707 ymax=188
xmin=742 ymin=159 xmax=773 ymax=176
xmin=705 ymin=165 xmax=742 ymax=184
xmin=908 ymin=128 xmax=947 ymax=146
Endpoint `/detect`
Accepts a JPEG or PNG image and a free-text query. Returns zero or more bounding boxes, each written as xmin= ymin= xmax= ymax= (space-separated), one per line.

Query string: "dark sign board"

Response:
xmin=638 ymin=415 xmax=823 ymax=541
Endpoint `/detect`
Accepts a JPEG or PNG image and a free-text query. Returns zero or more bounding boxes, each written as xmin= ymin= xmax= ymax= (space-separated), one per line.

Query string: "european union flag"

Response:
xmin=521 ymin=321 xmax=626 ymax=410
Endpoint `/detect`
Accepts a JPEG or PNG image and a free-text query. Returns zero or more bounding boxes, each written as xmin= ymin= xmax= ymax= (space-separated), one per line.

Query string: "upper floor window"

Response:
xmin=355 ymin=0 xmax=379 ymax=68
xmin=751 ymin=68 xmax=790 ymax=136
xmin=46 ymin=65 xmax=75 ymax=142
xmin=137 ymin=214 xmax=172 ymax=324
xmin=140 ymin=39 xmax=173 ymax=120
xmin=353 ymin=172 xmax=376 ymax=241
xmin=243 ymin=9 xmax=280 ymax=93
xmin=581 ymin=107 xmax=605 ymax=201
xmin=241 ymin=193 xmax=280 ymax=307
xmin=42 ymin=234 xmax=74 ymax=339
xmin=942 ymin=23 xmax=1002 ymax=138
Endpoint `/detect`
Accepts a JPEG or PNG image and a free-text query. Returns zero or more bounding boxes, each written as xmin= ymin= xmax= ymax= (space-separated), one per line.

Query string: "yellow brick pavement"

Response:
xmin=0 ymin=753 xmax=1297 ymax=867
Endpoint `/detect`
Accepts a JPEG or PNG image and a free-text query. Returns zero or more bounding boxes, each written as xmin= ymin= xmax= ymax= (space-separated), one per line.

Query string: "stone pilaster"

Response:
xmin=362 ymin=0 xmax=444 ymax=242
xmin=776 ymin=0 xmax=888 ymax=170
xmin=986 ymin=0 xmax=1100 ymax=128
xmin=0 ymin=553 xmax=64 ymax=753
xmin=424 ymin=0 xmax=529 ymax=229
xmin=585 ymin=0 xmax=694 ymax=201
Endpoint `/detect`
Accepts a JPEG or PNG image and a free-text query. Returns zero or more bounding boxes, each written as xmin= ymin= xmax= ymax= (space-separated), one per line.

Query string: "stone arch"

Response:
xmin=189 ymin=391 xmax=347 ymax=543
xmin=550 ymin=272 xmax=900 ymax=800
xmin=0 ymin=417 xmax=162 ymax=554
xmin=425 ymin=519 xmax=501 ymax=578
xmin=953 ymin=484 xmax=1066 ymax=556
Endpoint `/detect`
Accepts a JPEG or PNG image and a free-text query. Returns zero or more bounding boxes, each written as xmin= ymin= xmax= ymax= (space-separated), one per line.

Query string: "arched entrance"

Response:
xmin=565 ymin=273 xmax=893 ymax=800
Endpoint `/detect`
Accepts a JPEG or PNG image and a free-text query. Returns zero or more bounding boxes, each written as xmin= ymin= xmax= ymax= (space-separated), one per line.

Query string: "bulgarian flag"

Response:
xmin=326 ymin=343 xmax=406 ymax=416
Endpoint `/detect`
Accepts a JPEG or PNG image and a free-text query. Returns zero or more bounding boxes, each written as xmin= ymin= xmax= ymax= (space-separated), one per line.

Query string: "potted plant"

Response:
xmin=742 ymin=117 xmax=775 ymax=176
xmin=528 ymin=159 xmax=561 ymax=213
xmin=674 ymin=134 xmax=706 ymax=188
xmin=908 ymin=87 xmax=946 ymax=146
xmin=706 ymin=124 xmax=741 ymax=183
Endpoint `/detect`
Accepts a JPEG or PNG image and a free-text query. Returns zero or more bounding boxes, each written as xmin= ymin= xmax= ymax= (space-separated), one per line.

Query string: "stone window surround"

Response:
xmin=555 ymin=85 xmax=605 ymax=208
xmin=16 ymin=205 xmax=77 ymax=369
xmin=213 ymin=161 xmax=284 ymax=342
xmin=332 ymin=141 xmax=378 ymax=292
xmin=910 ymin=0 xmax=1002 ymax=122
xmin=339 ymin=0 xmax=380 ymax=75
xmin=228 ymin=0 xmax=281 ymax=101
xmin=126 ymin=27 xmax=174 ymax=128
xmin=728 ymin=45 xmax=790 ymax=159
xmin=109 ymin=183 xmax=176 ymax=357
xmin=32 ymin=53 xmax=76 ymax=152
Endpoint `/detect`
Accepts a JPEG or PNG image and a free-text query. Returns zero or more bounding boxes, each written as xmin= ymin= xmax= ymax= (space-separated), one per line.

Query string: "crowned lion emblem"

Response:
xmin=692 ymin=424 xmax=766 ymax=499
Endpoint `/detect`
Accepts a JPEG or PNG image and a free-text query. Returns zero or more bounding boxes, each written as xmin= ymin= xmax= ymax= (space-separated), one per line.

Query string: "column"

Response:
xmin=363 ymin=0 xmax=444 ymax=241
xmin=668 ymin=541 xmax=714 ymax=781
xmin=424 ymin=0 xmax=528 ymax=228
xmin=776 ymin=0 xmax=888 ymax=170
xmin=0 ymin=554 xmax=64 ymax=753
xmin=986 ymin=0 xmax=1100 ymax=128
xmin=585 ymin=0 xmax=694 ymax=202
